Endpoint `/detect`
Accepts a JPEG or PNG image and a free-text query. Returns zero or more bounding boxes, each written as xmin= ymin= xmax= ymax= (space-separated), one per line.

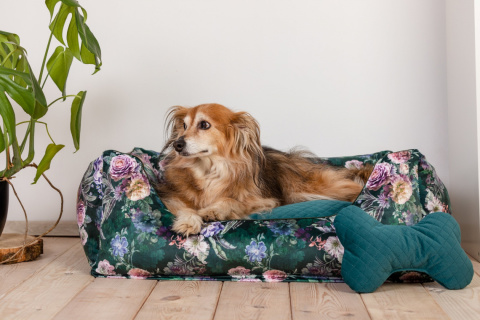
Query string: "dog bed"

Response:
xmin=77 ymin=148 xmax=454 ymax=284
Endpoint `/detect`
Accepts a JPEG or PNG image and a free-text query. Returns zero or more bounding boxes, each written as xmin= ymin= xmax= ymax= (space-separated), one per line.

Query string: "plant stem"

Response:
xmin=23 ymin=118 xmax=36 ymax=165
xmin=47 ymin=95 xmax=78 ymax=108
xmin=9 ymin=130 xmax=23 ymax=176
xmin=38 ymin=31 xmax=54 ymax=86
xmin=41 ymin=74 xmax=49 ymax=89
xmin=3 ymin=124 xmax=11 ymax=169
xmin=0 ymin=117 xmax=33 ymax=178
xmin=37 ymin=121 xmax=56 ymax=145
xmin=19 ymin=121 xmax=31 ymax=156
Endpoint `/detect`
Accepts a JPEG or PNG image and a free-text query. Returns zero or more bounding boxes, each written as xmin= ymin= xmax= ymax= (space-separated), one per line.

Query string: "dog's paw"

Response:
xmin=198 ymin=208 xmax=220 ymax=222
xmin=199 ymin=208 xmax=242 ymax=221
xmin=172 ymin=213 xmax=204 ymax=236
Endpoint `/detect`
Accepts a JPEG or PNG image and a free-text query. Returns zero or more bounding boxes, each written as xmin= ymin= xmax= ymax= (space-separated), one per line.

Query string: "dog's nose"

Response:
xmin=173 ymin=137 xmax=186 ymax=152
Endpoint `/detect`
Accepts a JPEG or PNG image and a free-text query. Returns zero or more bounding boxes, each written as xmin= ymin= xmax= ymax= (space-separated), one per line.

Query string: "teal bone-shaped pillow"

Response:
xmin=334 ymin=206 xmax=474 ymax=293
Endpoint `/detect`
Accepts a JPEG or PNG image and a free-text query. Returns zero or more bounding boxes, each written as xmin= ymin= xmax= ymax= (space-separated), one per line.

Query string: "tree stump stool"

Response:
xmin=0 ymin=233 xmax=43 ymax=264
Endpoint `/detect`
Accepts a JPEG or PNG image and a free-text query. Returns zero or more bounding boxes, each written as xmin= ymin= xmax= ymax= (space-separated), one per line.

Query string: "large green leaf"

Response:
xmin=0 ymin=31 xmax=20 ymax=44
xmin=70 ymin=90 xmax=86 ymax=151
xmin=46 ymin=46 xmax=73 ymax=98
xmin=32 ymin=143 xmax=65 ymax=184
xmin=66 ymin=12 xmax=80 ymax=60
xmin=0 ymin=88 xmax=21 ymax=170
xmin=0 ymin=88 xmax=17 ymax=141
xmin=0 ymin=31 xmax=29 ymax=87
xmin=0 ymin=74 xmax=35 ymax=115
xmin=74 ymin=9 xmax=101 ymax=73
xmin=0 ymin=123 xmax=5 ymax=153
xmin=0 ymin=63 xmax=48 ymax=120
xmin=0 ymin=31 xmax=20 ymax=69
xmin=0 ymin=66 xmax=31 ymax=83
xmin=0 ymin=118 xmax=12 ymax=156
xmin=25 ymin=61 xmax=48 ymax=120
xmin=48 ymin=0 xmax=102 ymax=73
xmin=61 ymin=0 xmax=81 ymax=7
xmin=46 ymin=0 xmax=80 ymax=17
xmin=13 ymin=55 xmax=29 ymax=87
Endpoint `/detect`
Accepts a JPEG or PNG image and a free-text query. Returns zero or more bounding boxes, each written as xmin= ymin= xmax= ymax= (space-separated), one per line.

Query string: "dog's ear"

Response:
xmin=227 ymin=112 xmax=264 ymax=163
xmin=162 ymin=106 xmax=188 ymax=153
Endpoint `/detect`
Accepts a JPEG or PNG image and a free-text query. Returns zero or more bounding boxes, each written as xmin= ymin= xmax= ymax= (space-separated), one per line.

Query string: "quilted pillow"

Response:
xmin=334 ymin=206 xmax=474 ymax=293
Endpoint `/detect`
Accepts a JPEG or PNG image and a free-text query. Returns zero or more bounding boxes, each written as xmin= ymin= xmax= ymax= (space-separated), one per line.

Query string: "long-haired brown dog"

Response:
xmin=156 ymin=103 xmax=372 ymax=235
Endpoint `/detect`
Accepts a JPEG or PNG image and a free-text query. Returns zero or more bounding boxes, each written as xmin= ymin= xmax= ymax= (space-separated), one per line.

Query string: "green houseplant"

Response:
xmin=0 ymin=0 xmax=102 ymax=237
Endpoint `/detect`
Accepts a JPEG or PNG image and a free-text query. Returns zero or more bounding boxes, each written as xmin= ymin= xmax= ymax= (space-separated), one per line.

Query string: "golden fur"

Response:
xmin=156 ymin=103 xmax=372 ymax=235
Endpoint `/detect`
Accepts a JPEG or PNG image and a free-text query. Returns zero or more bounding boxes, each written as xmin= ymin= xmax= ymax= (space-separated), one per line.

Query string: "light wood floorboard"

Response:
xmin=1 ymin=237 xmax=480 ymax=320
xmin=469 ymin=254 xmax=480 ymax=276
xmin=360 ymin=283 xmax=450 ymax=319
xmin=423 ymin=274 xmax=480 ymax=320
xmin=135 ymin=281 xmax=222 ymax=320
xmin=290 ymin=282 xmax=371 ymax=320
xmin=0 ymin=237 xmax=78 ymax=299
xmin=54 ymin=278 xmax=156 ymax=320
xmin=214 ymin=282 xmax=291 ymax=320
xmin=0 ymin=242 xmax=93 ymax=320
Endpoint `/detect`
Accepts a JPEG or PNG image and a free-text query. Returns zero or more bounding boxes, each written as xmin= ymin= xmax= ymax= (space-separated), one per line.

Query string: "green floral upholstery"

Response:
xmin=334 ymin=207 xmax=473 ymax=292
xmin=77 ymin=148 xmax=452 ymax=283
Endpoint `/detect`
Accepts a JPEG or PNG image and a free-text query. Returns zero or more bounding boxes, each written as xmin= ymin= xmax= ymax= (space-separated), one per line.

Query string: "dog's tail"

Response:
xmin=347 ymin=164 xmax=374 ymax=187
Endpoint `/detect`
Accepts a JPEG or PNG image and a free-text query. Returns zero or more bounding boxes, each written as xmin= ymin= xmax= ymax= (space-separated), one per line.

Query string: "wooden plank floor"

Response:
xmin=0 ymin=238 xmax=479 ymax=320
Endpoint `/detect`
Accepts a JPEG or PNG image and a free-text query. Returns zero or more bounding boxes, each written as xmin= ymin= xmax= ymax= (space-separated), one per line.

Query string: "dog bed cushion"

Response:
xmin=248 ymin=200 xmax=351 ymax=220
xmin=334 ymin=206 xmax=473 ymax=293
xmin=77 ymin=148 xmax=455 ymax=285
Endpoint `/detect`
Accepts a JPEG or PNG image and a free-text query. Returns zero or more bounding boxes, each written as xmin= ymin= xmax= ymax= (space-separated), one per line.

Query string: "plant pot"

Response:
xmin=0 ymin=180 xmax=9 ymax=237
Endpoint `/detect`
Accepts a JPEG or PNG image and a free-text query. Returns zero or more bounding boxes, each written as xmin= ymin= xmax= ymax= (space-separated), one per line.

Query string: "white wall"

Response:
xmin=1 ymin=0 xmax=449 ymax=222
xmin=446 ymin=0 xmax=480 ymax=260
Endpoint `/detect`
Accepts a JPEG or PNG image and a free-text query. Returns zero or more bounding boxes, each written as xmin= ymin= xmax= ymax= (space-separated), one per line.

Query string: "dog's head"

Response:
xmin=163 ymin=103 xmax=263 ymax=162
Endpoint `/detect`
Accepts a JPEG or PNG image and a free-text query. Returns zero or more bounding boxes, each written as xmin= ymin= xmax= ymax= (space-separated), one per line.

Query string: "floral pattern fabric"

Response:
xmin=77 ymin=148 xmax=450 ymax=282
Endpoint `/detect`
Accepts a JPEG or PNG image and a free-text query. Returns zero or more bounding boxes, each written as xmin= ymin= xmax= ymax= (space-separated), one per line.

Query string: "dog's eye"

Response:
xmin=183 ymin=122 xmax=187 ymax=130
xmin=199 ymin=121 xmax=211 ymax=130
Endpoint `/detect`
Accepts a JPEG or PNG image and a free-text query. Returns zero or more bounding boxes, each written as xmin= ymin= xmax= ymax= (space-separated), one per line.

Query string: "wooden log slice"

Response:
xmin=0 ymin=233 xmax=43 ymax=264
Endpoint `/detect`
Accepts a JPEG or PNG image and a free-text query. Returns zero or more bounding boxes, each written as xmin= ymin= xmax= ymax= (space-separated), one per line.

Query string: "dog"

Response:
xmin=155 ymin=103 xmax=372 ymax=236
